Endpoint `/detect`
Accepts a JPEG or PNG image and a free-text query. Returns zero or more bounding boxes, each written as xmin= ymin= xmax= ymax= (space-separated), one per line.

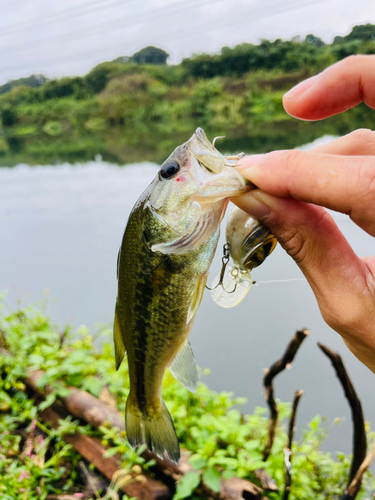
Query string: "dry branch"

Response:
xmin=253 ymin=468 xmax=278 ymax=492
xmin=262 ymin=329 xmax=309 ymax=460
xmin=283 ymin=390 xmax=304 ymax=500
xmin=318 ymin=343 xmax=367 ymax=498
xmin=342 ymin=439 xmax=375 ymax=500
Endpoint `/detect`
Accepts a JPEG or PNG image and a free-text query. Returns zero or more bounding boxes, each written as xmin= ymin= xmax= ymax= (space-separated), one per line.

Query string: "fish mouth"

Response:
xmin=187 ymin=128 xmax=227 ymax=174
xmin=197 ymin=167 xmax=251 ymax=203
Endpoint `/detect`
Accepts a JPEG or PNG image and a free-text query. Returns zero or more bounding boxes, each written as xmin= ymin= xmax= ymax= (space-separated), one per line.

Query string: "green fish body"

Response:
xmin=115 ymin=128 xmax=250 ymax=462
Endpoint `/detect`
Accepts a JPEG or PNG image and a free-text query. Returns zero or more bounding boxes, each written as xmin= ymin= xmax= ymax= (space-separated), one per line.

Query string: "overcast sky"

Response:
xmin=0 ymin=0 xmax=374 ymax=85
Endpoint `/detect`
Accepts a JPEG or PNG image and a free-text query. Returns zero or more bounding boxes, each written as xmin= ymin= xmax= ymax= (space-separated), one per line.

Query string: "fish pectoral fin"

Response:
xmin=114 ymin=302 xmax=126 ymax=370
xmin=151 ymin=210 xmax=214 ymax=256
xmin=170 ymin=340 xmax=198 ymax=393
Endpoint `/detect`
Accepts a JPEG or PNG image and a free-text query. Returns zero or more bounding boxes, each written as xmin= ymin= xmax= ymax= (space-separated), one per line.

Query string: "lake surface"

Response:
xmin=0 ymin=135 xmax=374 ymax=455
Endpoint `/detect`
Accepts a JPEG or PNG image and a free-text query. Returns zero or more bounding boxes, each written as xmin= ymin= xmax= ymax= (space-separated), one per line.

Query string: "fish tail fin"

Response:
xmin=125 ymin=395 xmax=180 ymax=464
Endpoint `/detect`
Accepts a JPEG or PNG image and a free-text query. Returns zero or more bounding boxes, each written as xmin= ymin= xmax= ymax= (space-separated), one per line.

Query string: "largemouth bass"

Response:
xmin=114 ymin=128 xmax=250 ymax=463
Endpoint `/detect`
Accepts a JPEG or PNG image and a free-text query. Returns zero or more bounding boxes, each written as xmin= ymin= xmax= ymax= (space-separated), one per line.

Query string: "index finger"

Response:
xmin=236 ymin=149 xmax=375 ymax=236
xmin=283 ymin=55 xmax=375 ymax=121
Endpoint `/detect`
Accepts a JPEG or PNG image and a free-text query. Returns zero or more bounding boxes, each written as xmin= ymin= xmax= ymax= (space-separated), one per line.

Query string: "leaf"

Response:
xmin=173 ymin=471 xmax=201 ymax=500
xmin=81 ymin=376 xmax=104 ymax=397
xmin=222 ymin=469 xmax=235 ymax=480
xmin=189 ymin=454 xmax=207 ymax=470
xmin=103 ymin=446 xmax=120 ymax=458
xmin=0 ymin=391 xmax=12 ymax=403
xmin=247 ymin=460 xmax=266 ymax=471
xmin=203 ymin=466 xmax=221 ymax=493
xmin=38 ymin=393 xmax=56 ymax=411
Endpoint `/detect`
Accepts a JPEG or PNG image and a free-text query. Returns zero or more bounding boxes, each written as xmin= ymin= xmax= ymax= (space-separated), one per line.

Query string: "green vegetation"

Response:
xmin=0 ymin=74 xmax=48 ymax=96
xmin=1 ymin=300 xmax=375 ymax=499
xmin=0 ymin=25 xmax=374 ymax=166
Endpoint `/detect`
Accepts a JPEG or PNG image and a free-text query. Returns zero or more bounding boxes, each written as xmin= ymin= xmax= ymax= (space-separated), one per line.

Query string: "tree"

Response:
xmin=0 ymin=74 xmax=47 ymax=95
xmin=305 ymin=34 xmax=325 ymax=47
xmin=333 ymin=24 xmax=375 ymax=44
xmin=131 ymin=46 xmax=169 ymax=65
xmin=346 ymin=24 xmax=375 ymax=42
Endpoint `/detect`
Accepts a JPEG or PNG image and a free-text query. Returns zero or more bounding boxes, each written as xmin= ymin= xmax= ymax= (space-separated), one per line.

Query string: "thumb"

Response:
xmin=232 ymin=190 xmax=371 ymax=336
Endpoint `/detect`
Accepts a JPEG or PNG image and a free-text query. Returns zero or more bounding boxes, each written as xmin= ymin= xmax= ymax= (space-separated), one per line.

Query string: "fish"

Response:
xmin=114 ymin=128 xmax=251 ymax=463
xmin=210 ymin=207 xmax=277 ymax=308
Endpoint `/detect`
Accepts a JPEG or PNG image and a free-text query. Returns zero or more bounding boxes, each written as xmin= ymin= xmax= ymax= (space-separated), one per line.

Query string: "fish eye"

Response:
xmin=160 ymin=160 xmax=180 ymax=179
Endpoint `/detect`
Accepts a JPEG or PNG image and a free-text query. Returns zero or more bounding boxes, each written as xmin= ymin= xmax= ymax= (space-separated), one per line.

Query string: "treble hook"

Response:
xmin=206 ymin=243 xmax=237 ymax=293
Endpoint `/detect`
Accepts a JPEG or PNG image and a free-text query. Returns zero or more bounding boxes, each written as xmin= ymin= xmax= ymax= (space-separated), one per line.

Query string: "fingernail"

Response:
xmin=283 ymin=74 xmax=320 ymax=101
xmin=232 ymin=191 xmax=273 ymax=220
xmin=235 ymin=154 xmax=264 ymax=173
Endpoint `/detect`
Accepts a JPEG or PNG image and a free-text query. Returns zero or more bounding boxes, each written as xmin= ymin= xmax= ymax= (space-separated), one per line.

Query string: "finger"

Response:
xmin=236 ymin=149 xmax=375 ymax=236
xmin=283 ymin=55 xmax=375 ymax=121
xmin=232 ymin=190 xmax=375 ymax=371
xmin=311 ymin=129 xmax=375 ymax=156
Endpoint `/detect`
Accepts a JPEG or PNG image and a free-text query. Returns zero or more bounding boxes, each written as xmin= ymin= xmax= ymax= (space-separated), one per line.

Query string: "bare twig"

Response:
xmin=342 ymin=439 xmax=375 ymax=500
xmin=283 ymin=390 xmax=304 ymax=500
xmin=263 ymin=329 xmax=309 ymax=460
xmin=318 ymin=343 xmax=367 ymax=498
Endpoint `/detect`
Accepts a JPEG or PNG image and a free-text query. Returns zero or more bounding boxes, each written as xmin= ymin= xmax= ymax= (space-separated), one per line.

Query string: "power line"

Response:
xmin=0 ymin=0 xmax=226 ymax=57
xmin=0 ymin=0 xmax=328 ymax=80
xmin=0 ymin=0 xmax=124 ymax=36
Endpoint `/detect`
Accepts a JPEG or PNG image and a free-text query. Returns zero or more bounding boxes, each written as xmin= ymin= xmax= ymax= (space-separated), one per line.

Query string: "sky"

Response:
xmin=0 ymin=0 xmax=374 ymax=85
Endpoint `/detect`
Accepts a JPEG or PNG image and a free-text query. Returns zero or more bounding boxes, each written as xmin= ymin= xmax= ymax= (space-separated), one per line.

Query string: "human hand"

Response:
xmin=233 ymin=55 xmax=375 ymax=372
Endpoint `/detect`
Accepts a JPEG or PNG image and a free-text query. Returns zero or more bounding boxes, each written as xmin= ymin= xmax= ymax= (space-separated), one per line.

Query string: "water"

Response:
xmin=0 ymin=136 xmax=374 ymax=455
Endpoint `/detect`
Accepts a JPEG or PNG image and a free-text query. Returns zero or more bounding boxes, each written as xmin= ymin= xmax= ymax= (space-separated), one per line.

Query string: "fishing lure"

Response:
xmin=210 ymin=206 xmax=277 ymax=308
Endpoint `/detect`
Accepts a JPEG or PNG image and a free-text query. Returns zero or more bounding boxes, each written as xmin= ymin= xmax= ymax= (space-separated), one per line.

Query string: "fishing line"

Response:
xmin=254 ymin=278 xmax=307 ymax=285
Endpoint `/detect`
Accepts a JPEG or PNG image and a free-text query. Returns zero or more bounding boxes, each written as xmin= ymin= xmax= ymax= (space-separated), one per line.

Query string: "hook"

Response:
xmin=212 ymin=136 xmax=225 ymax=149
xmin=206 ymin=243 xmax=237 ymax=293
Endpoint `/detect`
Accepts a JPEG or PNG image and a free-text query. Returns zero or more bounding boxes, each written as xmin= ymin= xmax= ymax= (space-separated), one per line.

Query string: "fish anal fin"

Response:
xmin=114 ymin=302 xmax=126 ymax=370
xmin=170 ymin=340 xmax=198 ymax=393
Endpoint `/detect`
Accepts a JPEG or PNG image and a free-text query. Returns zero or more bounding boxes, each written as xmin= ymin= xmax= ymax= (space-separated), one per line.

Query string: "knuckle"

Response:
xmin=342 ymin=54 xmax=366 ymax=67
xmin=266 ymin=149 xmax=304 ymax=171
xmin=284 ymin=149 xmax=305 ymax=170
xmin=349 ymin=157 xmax=375 ymax=221
xmin=348 ymin=128 xmax=375 ymax=145
xmin=279 ymin=227 xmax=308 ymax=264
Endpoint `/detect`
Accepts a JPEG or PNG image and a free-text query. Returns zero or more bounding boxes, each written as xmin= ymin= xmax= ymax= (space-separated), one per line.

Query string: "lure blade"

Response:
xmin=210 ymin=265 xmax=253 ymax=308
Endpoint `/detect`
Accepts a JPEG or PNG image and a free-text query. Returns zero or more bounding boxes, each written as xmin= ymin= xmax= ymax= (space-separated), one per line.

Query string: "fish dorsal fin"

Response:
xmin=114 ymin=302 xmax=126 ymax=370
xmin=170 ymin=340 xmax=198 ymax=393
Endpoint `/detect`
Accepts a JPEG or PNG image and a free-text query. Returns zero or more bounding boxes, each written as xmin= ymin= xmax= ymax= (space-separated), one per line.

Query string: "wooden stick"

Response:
xmin=253 ymin=468 xmax=278 ymax=492
xmin=262 ymin=329 xmax=309 ymax=460
xmin=283 ymin=390 xmax=304 ymax=500
xmin=342 ymin=439 xmax=375 ymax=500
xmin=318 ymin=343 xmax=367 ymax=498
